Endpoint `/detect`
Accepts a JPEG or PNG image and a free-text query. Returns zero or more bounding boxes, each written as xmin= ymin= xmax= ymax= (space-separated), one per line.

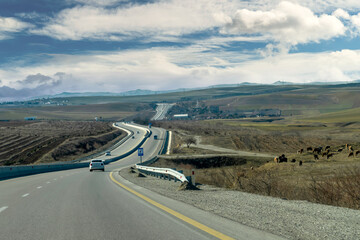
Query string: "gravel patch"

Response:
xmin=120 ymin=168 xmax=360 ymax=240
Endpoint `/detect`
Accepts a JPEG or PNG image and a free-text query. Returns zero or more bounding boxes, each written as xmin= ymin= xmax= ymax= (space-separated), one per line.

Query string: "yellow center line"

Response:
xmin=109 ymin=171 xmax=234 ymax=240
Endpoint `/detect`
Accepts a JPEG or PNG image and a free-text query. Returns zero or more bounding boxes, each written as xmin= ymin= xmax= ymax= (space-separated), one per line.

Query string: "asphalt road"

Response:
xmin=0 ymin=123 xmax=282 ymax=240
xmin=151 ymin=103 xmax=174 ymax=120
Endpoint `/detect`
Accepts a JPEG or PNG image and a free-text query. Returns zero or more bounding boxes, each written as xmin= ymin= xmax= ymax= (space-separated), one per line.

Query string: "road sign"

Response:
xmin=138 ymin=148 xmax=144 ymax=156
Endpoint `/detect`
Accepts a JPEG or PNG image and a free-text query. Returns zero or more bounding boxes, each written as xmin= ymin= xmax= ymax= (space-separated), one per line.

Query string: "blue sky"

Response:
xmin=1 ymin=0 xmax=360 ymax=100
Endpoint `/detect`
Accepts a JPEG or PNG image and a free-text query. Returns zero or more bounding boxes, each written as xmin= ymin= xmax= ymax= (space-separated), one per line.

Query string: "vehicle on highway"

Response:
xmin=154 ymin=135 xmax=158 ymax=140
xmin=89 ymin=159 xmax=104 ymax=172
xmin=105 ymin=151 xmax=111 ymax=156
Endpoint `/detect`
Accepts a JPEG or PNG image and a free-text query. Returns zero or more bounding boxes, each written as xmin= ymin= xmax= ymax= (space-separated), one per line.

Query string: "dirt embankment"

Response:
xmin=39 ymin=129 xmax=123 ymax=163
xmin=153 ymin=155 xmax=269 ymax=170
xmin=0 ymin=120 xmax=125 ymax=165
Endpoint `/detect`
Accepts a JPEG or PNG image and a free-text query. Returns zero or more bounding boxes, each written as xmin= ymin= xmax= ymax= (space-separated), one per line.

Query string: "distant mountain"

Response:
xmin=5 ymin=79 xmax=360 ymax=103
xmin=273 ymin=81 xmax=295 ymax=85
xmin=209 ymin=82 xmax=259 ymax=88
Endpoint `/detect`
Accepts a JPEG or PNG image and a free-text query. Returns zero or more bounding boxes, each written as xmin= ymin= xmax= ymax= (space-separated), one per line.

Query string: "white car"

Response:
xmin=89 ymin=159 xmax=105 ymax=172
xmin=105 ymin=151 xmax=111 ymax=156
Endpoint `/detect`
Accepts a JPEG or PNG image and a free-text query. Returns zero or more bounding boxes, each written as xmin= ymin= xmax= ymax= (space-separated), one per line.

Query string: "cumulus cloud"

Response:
xmin=16 ymin=73 xmax=64 ymax=92
xmin=333 ymin=8 xmax=350 ymax=19
xmin=331 ymin=9 xmax=360 ymax=37
xmin=351 ymin=13 xmax=360 ymax=28
xmin=224 ymin=1 xmax=346 ymax=49
xmin=0 ymin=16 xmax=32 ymax=39
xmin=0 ymin=73 xmax=67 ymax=101
xmin=16 ymin=72 xmax=67 ymax=89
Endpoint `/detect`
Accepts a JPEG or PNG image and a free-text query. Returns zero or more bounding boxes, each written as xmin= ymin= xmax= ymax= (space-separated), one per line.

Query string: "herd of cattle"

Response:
xmin=274 ymin=144 xmax=359 ymax=166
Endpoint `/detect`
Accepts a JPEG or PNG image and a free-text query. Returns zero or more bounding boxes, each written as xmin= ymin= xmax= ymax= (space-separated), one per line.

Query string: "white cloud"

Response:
xmin=351 ymin=13 xmax=360 ymax=27
xmin=0 ymin=16 xmax=31 ymax=40
xmin=1 ymin=47 xmax=360 ymax=96
xmin=333 ymin=8 xmax=350 ymax=20
xmin=236 ymin=0 xmax=360 ymax=13
xmin=224 ymin=1 xmax=346 ymax=48
xmin=32 ymin=0 xmax=232 ymax=40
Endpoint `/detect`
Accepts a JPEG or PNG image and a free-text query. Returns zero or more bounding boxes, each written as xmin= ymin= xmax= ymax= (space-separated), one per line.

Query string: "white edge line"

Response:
xmin=166 ymin=131 xmax=172 ymax=155
xmin=0 ymin=206 xmax=8 ymax=213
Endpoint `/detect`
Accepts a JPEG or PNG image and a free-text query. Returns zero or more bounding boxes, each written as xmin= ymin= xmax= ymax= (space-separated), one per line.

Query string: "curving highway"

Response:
xmin=151 ymin=103 xmax=174 ymax=121
xmin=0 ymin=123 xmax=282 ymax=240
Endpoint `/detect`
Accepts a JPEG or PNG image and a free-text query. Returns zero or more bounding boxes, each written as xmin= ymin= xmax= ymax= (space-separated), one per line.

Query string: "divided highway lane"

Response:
xmin=91 ymin=122 xmax=149 ymax=162
xmin=0 ymin=123 xmax=281 ymax=240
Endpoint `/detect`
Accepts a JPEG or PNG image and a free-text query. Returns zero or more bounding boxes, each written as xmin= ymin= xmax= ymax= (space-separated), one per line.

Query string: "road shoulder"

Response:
xmin=111 ymin=168 xmax=283 ymax=240
xmin=118 ymin=167 xmax=360 ymax=240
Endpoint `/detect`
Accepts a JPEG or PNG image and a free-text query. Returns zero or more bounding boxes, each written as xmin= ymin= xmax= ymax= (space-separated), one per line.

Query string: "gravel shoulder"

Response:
xmin=120 ymin=167 xmax=360 ymax=240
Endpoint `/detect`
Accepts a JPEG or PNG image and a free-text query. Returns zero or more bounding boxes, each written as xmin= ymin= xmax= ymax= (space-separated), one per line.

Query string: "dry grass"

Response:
xmin=153 ymin=120 xmax=350 ymax=155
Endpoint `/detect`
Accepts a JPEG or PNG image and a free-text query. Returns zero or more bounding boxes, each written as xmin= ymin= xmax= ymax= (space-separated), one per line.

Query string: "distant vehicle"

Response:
xmin=105 ymin=151 xmax=111 ymax=156
xmin=132 ymin=136 xmax=135 ymax=139
xmin=154 ymin=135 xmax=158 ymax=140
xmin=89 ymin=159 xmax=104 ymax=172
xmin=137 ymin=131 xmax=140 ymax=134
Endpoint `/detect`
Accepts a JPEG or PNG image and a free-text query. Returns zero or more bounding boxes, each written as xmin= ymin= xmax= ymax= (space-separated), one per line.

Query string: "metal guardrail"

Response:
xmin=135 ymin=129 xmax=188 ymax=182
xmin=136 ymin=165 xmax=188 ymax=183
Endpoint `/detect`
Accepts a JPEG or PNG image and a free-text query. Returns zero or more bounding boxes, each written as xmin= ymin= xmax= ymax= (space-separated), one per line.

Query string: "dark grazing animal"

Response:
xmin=325 ymin=146 xmax=331 ymax=150
xmin=291 ymin=159 xmax=296 ymax=163
xmin=278 ymin=154 xmax=288 ymax=163
xmin=326 ymin=153 xmax=333 ymax=159
xmin=299 ymin=160 xmax=303 ymax=166
xmin=313 ymin=147 xmax=322 ymax=155
xmin=314 ymin=154 xmax=319 ymax=160
xmin=337 ymin=148 xmax=343 ymax=152
xmin=307 ymin=147 xmax=313 ymax=151
xmin=348 ymin=152 xmax=354 ymax=157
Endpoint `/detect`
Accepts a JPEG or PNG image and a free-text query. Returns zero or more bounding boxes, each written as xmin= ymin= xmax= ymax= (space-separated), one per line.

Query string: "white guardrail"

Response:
xmin=135 ymin=128 xmax=188 ymax=182
xmin=136 ymin=165 xmax=188 ymax=183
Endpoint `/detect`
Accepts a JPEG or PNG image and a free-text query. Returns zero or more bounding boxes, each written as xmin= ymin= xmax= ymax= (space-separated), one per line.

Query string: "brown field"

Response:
xmin=0 ymin=120 xmax=126 ymax=165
